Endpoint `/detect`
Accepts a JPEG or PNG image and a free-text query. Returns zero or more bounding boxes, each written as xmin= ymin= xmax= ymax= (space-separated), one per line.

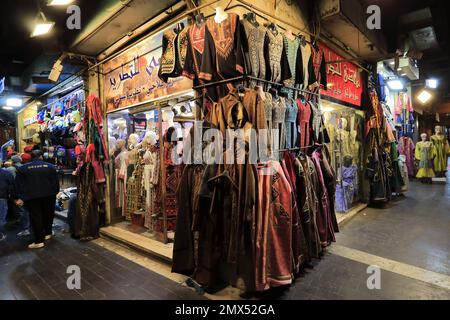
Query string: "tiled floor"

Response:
xmin=0 ymin=223 xmax=204 ymax=300
xmin=1 ymin=180 xmax=449 ymax=300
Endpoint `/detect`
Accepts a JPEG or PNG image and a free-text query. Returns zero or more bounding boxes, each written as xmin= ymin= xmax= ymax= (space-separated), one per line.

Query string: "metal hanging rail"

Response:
xmin=192 ymin=75 xmax=321 ymax=96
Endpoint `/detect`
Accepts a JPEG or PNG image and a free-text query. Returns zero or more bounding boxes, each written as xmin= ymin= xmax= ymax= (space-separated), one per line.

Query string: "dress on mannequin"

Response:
xmin=430 ymin=126 xmax=450 ymax=175
xmin=114 ymin=139 xmax=128 ymax=217
xmin=415 ymin=135 xmax=435 ymax=179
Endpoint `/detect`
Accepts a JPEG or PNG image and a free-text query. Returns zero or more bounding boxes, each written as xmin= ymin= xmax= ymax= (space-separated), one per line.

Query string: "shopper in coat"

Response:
xmin=0 ymin=164 xmax=14 ymax=241
xmin=15 ymin=150 xmax=60 ymax=249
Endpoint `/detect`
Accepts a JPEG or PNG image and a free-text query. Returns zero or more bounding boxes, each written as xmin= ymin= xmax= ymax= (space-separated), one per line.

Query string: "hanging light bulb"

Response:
xmin=31 ymin=11 xmax=55 ymax=37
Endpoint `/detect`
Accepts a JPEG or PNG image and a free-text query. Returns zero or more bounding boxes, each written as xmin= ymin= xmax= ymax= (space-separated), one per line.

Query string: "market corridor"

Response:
xmin=0 ymin=181 xmax=449 ymax=300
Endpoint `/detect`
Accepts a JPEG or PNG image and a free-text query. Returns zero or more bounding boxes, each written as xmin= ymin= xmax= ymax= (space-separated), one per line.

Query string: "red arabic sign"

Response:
xmin=320 ymin=43 xmax=363 ymax=107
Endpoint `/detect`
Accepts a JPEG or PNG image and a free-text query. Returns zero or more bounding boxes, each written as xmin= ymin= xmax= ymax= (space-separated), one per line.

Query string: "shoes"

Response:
xmin=17 ymin=230 xmax=31 ymax=237
xmin=28 ymin=242 xmax=44 ymax=249
xmin=45 ymin=231 xmax=55 ymax=240
xmin=0 ymin=233 xmax=6 ymax=241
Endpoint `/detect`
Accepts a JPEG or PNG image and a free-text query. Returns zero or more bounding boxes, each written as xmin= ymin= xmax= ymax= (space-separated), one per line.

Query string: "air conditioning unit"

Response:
xmin=398 ymin=57 xmax=419 ymax=80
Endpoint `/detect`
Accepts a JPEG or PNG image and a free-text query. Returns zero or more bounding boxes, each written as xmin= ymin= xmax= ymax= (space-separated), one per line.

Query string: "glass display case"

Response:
xmin=106 ymin=95 xmax=196 ymax=243
xmin=321 ymin=100 xmax=365 ymax=213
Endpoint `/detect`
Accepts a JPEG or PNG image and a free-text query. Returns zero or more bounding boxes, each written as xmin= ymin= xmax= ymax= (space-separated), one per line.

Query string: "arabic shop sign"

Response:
xmin=320 ymin=43 xmax=363 ymax=107
xmin=102 ymin=21 xmax=192 ymax=112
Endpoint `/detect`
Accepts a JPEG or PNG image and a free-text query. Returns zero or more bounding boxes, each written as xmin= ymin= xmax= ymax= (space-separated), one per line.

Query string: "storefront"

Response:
xmin=100 ymin=20 xmax=194 ymax=248
xmin=319 ymin=44 xmax=365 ymax=213
xmin=16 ymin=77 xmax=86 ymax=211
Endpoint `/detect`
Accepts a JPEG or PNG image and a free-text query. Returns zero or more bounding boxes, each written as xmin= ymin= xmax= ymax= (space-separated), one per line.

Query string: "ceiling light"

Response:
xmin=6 ymin=98 xmax=22 ymax=107
xmin=417 ymin=90 xmax=432 ymax=104
xmin=47 ymin=0 xmax=74 ymax=5
xmin=2 ymin=106 xmax=13 ymax=111
xmin=397 ymin=67 xmax=402 ymax=71
xmin=387 ymin=79 xmax=404 ymax=91
xmin=31 ymin=12 xmax=55 ymax=37
xmin=389 ymin=61 xmax=395 ymax=65
xmin=426 ymin=78 xmax=438 ymax=89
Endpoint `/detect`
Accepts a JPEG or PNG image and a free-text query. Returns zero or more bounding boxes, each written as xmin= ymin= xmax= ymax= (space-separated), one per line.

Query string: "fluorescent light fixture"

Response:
xmin=426 ymin=79 xmax=438 ymax=89
xmin=417 ymin=90 xmax=432 ymax=104
xmin=47 ymin=0 xmax=74 ymax=5
xmin=31 ymin=12 xmax=54 ymax=37
xmin=389 ymin=61 xmax=395 ymax=65
xmin=387 ymin=79 xmax=404 ymax=90
xmin=2 ymin=106 xmax=13 ymax=110
xmin=6 ymin=98 xmax=22 ymax=107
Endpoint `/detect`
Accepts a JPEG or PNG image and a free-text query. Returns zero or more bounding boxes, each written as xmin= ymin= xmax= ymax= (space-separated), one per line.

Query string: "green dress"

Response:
xmin=430 ymin=135 xmax=450 ymax=173
xmin=415 ymin=141 xmax=435 ymax=178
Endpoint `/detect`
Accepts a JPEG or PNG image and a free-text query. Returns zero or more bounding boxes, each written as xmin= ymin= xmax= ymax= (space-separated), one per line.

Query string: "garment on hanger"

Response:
xmin=182 ymin=24 xmax=206 ymax=84
xmin=159 ymin=24 xmax=188 ymax=82
xmin=395 ymin=92 xmax=414 ymax=124
xmin=284 ymin=98 xmax=298 ymax=149
xmin=264 ymin=25 xmax=292 ymax=83
xmin=308 ymin=44 xmax=327 ymax=90
xmin=297 ymin=44 xmax=312 ymax=89
xmin=296 ymin=98 xmax=311 ymax=148
xmin=282 ymin=35 xmax=301 ymax=87
xmin=255 ymin=160 xmax=293 ymax=291
xmin=335 ymin=164 xmax=358 ymax=212
xmin=262 ymin=92 xmax=273 ymax=150
xmin=272 ymin=95 xmax=287 ymax=150
xmin=114 ymin=149 xmax=128 ymax=217
xmin=398 ymin=136 xmax=415 ymax=177
xmin=309 ymin=101 xmax=323 ymax=143
xmin=199 ymin=13 xmax=245 ymax=98
xmin=241 ymin=19 xmax=267 ymax=81
xmin=143 ymin=146 xmax=159 ymax=229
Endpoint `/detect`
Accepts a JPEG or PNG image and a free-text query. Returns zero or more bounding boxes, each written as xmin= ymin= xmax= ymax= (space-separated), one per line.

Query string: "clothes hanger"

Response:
xmin=195 ymin=13 xmax=206 ymax=26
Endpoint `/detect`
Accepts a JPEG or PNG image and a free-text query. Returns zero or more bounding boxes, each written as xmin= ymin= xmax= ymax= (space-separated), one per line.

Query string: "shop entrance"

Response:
xmin=106 ymin=93 xmax=196 ymax=248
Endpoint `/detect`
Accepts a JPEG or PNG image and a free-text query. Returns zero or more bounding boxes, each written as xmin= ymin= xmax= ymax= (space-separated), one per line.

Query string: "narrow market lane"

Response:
xmin=0 ymin=181 xmax=449 ymax=300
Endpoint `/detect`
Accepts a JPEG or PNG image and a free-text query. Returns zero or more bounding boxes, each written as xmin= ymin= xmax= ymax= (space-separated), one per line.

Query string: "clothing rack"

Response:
xmin=193 ymin=75 xmax=321 ymax=97
xmin=38 ymin=88 xmax=85 ymax=111
xmin=276 ymin=143 xmax=323 ymax=153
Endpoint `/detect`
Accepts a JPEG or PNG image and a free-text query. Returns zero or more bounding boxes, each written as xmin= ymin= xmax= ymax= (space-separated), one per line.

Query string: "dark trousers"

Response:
xmin=25 ymin=195 xmax=56 ymax=243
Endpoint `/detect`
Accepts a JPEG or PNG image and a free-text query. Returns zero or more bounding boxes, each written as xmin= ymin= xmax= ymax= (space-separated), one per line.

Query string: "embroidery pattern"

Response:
xmin=207 ymin=13 xmax=237 ymax=60
xmin=160 ymin=30 xmax=176 ymax=75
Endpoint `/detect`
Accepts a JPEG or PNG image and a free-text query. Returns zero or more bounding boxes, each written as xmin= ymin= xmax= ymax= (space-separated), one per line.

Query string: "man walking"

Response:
xmin=0 ymin=163 xmax=14 ymax=241
xmin=15 ymin=150 xmax=60 ymax=249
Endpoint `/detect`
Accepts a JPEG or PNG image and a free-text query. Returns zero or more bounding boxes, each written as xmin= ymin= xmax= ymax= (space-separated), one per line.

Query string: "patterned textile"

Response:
xmin=242 ymin=19 xmax=266 ymax=80
xmin=398 ymin=136 xmax=415 ymax=177
xmin=284 ymin=98 xmax=298 ymax=149
xmin=283 ymin=35 xmax=300 ymax=87
xmin=272 ymin=96 xmax=287 ymax=150
xmin=255 ymin=161 xmax=293 ymax=291
xmin=159 ymin=25 xmax=188 ymax=82
xmin=335 ymin=165 xmax=358 ymax=212
xmin=264 ymin=27 xmax=291 ymax=83
xmin=430 ymin=134 xmax=450 ymax=173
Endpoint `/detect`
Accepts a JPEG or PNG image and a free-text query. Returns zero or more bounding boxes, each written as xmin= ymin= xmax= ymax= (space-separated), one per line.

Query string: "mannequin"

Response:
xmin=214 ymin=6 xmax=228 ymax=23
xmin=338 ymin=118 xmax=351 ymax=157
xmin=142 ymin=131 xmax=159 ymax=229
xmin=415 ymin=133 xmax=435 ymax=183
xmin=127 ymin=133 xmax=140 ymax=176
xmin=430 ymin=126 xmax=450 ymax=177
xmin=114 ymin=139 xmax=128 ymax=217
xmin=108 ymin=136 xmax=117 ymax=158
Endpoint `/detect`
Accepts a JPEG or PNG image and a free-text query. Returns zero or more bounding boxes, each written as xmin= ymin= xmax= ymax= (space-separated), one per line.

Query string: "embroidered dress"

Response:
xmin=284 ymin=98 xmax=298 ymax=149
xmin=398 ymin=136 xmax=415 ymax=177
xmin=283 ymin=35 xmax=300 ymax=87
xmin=182 ymin=24 xmax=206 ymax=85
xmin=298 ymin=44 xmax=312 ymax=89
xmin=264 ymin=27 xmax=291 ymax=83
xmin=158 ymin=25 xmax=188 ymax=82
xmin=335 ymin=165 xmax=358 ymax=212
xmin=308 ymin=44 xmax=327 ymax=90
xmin=241 ymin=19 xmax=266 ymax=80
xmin=199 ymin=13 xmax=245 ymax=99
xmin=430 ymin=134 xmax=450 ymax=173
xmin=309 ymin=101 xmax=323 ymax=143
xmin=272 ymin=96 xmax=287 ymax=150
xmin=255 ymin=160 xmax=293 ymax=291
xmin=143 ymin=148 xmax=159 ymax=229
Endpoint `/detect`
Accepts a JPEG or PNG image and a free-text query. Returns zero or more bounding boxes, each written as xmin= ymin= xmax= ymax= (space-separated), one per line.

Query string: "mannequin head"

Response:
xmin=143 ymin=131 xmax=157 ymax=148
xmin=109 ymin=136 xmax=117 ymax=155
xmin=128 ymin=133 xmax=139 ymax=149
xmin=116 ymin=139 xmax=126 ymax=151
xmin=435 ymin=125 xmax=442 ymax=135
xmin=420 ymin=133 xmax=428 ymax=142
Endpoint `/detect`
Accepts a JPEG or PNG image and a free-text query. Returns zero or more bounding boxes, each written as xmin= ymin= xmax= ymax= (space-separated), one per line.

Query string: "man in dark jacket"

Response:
xmin=0 ymin=164 xmax=14 ymax=241
xmin=15 ymin=150 xmax=60 ymax=249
